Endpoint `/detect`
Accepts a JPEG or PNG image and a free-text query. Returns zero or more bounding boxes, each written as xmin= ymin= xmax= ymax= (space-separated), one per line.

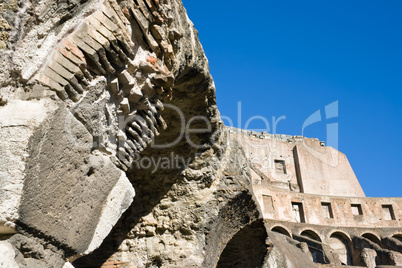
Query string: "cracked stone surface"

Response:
xmin=1 ymin=0 xmax=401 ymax=267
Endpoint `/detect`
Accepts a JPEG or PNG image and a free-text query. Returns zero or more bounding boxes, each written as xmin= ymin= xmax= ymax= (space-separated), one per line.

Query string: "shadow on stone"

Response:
xmin=216 ymin=220 xmax=268 ymax=268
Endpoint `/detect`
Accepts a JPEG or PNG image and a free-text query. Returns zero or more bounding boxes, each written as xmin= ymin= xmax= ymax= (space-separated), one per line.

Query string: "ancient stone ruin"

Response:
xmin=0 ymin=0 xmax=401 ymax=267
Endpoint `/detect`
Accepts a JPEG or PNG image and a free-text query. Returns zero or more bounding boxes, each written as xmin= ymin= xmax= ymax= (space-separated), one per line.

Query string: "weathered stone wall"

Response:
xmin=0 ymin=0 xmax=228 ymax=266
xmin=72 ymin=132 xmax=266 ymax=267
xmin=295 ymin=143 xmax=365 ymax=197
xmin=229 ymin=129 xmax=365 ymax=197
xmin=0 ymin=0 xmax=401 ymax=267
xmin=254 ymin=187 xmax=402 ymax=228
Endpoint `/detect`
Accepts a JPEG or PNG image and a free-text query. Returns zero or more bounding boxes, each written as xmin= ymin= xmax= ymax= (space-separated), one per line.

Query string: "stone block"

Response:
xmin=57 ymin=46 xmax=92 ymax=81
xmin=42 ymin=68 xmax=80 ymax=101
xmin=139 ymin=60 xmax=159 ymax=74
xmin=126 ymin=125 xmax=144 ymax=146
xmin=86 ymin=18 xmax=114 ymax=45
xmin=108 ymin=78 xmax=119 ymax=95
xmin=93 ymin=10 xmax=119 ymax=32
xmin=18 ymin=106 xmax=135 ymax=255
xmin=140 ymin=78 xmax=155 ymax=98
xmin=126 ymin=139 xmax=139 ymax=152
xmin=130 ymin=6 xmax=149 ymax=31
xmin=53 ymin=52 xmax=84 ymax=79
xmin=126 ymin=121 xmax=148 ymax=148
xmin=76 ymin=24 xmax=104 ymax=52
xmin=150 ymin=24 xmax=166 ymax=40
xmin=150 ymin=105 xmax=167 ymax=130
xmin=7 ymin=234 xmax=65 ymax=267
xmin=138 ymin=115 xmax=154 ymax=139
xmin=87 ymin=16 xmax=128 ymax=63
xmin=85 ymin=22 xmax=123 ymax=67
xmin=0 ymin=241 xmax=19 ymax=268
xmin=118 ymin=70 xmax=135 ymax=88
xmin=160 ymin=40 xmax=173 ymax=54
xmin=152 ymin=73 xmax=168 ymax=86
xmin=75 ymin=23 xmax=116 ymax=74
xmin=68 ymin=35 xmax=106 ymax=75
xmin=36 ymin=74 xmax=69 ymax=100
xmin=169 ymin=28 xmax=183 ymax=41
xmin=133 ymin=97 xmax=151 ymax=110
xmin=72 ymin=80 xmax=112 ymax=143
xmin=123 ymin=141 xmax=135 ymax=155
xmin=47 ymin=61 xmax=84 ymax=93
xmin=59 ymin=38 xmax=87 ymax=66
xmin=94 ymin=10 xmax=133 ymax=58
xmin=120 ymin=97 xmax=130 ymax=114
xmin=106 ymin=0 xmax=131 ymax=26
xmin=130 ymin=6 xmax=160 ymax=54
xmin=129 ymin=85 xmax=143 ymax=103
xmin=129 ymin=119 xmax=143 ymax=134
xmin=136 ymin=0 xmax=154 ymax=22
xmin=294 ymin=144 xmax=365 ymax=197
xmin=118 ymin=147 xmax=131 ymax=162
xmin=144 ymin=0 xmax=157 ymax=13
xmin=152 ymin=98 xmax=164 ymax=110
xmin=101 ymin=3 xmax=132 ymax=41
xmin=43 ymin=67 xmax=69 ymax=87
xmin=0 ymin=99 xmax=59 ymax=229
xmin=140 ymin=110 xmax=158 ymax=136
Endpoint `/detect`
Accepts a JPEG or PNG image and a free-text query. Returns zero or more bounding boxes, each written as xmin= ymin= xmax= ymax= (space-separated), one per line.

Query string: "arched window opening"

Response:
xmin=271 ymin=226 xmax=291 ymax=237
xmin=217 ymin=220 xmax=268 ymax=268
xmin=393 ymin=234 xmax=402 ymax=243
xmin=362 ymin=233 xmax=381 ymax=245
xmin=329 ymin=232 xmax=353 ymax=266
xmin=300 ymin=230 xmax=322 ymax=242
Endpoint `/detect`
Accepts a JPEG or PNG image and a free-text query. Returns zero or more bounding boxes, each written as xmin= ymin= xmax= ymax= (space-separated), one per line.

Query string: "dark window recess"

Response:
xmin=351 ymin=204 xmax=363 ymax=216
xmin=291 ymin=202 xmax=305 ymax=223
xmin=382 ymin=205 xmax=396 ymax=220
xmin=274 ymin=160 xmax=286 ymax=174
xmin=321 ymin=202 xmax=334 ymax=219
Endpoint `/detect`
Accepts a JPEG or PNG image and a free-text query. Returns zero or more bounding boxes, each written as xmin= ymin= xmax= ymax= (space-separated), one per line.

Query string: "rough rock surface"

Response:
xmin=19 ymin=105 xmax=134 ymax=255
xmin=1 ymin=0 xmax=230 ymax=265
xmin=0 ymin=98 xmax=58 ymax=228
xmin=7 ymin=234 xmax=65 ymax=268
xmin=0 ymin=241 xmax=19 ymax=268
xmin=265 ymin=232 xmax=318 ymax=268
xmin=1 ymin=0 xmax=401 ymax=267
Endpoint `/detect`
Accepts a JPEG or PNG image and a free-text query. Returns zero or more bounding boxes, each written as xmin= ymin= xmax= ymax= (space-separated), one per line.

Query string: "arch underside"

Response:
xmin=217 ymin=220 xmax=268 ymax=268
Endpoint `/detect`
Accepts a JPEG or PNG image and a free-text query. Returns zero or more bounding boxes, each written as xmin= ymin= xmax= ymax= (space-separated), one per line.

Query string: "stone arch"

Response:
xmin=271 ymin=226 xmax=292 ymax=237
xmin=216 ymin=220 xmax=268 ymax=268
xmin=328 ymin=231 xmax=353 ymax=266
xmin=392 ymin=233 xmax=402 ymax=243
xmin=300 ymin=229 xmax=322 ymax=242
xmin=327 ymin=230 xmax=352 ymax=242
xmin=203 ymin=190 xmax=267 ymax=268
xmin=362 ymin=232 xmax=382 ymax=245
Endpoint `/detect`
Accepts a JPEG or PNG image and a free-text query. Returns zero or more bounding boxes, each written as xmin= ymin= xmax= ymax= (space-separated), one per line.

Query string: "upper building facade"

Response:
xmin=228 ymin=127 xmax=402 ymax=267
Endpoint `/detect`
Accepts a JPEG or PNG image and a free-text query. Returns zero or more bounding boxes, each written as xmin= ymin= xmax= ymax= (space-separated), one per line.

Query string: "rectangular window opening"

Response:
xmin=351 ymin=204 xmax=363 ymax=216
xmin=274 ymin=159 xmax=287 ymax=174
xmin=321 ymin=202 xmax=334 ymax=219
xmin=291 ymin=202 xmax=305 ymax=223
xmin=262 ymin=195 xmax=275 ymax=215
xmin=382 ymin=205 xmax=395 ymax=220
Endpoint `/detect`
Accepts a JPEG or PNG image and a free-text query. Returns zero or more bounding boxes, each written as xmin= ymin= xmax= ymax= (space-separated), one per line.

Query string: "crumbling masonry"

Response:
xmin=0 ymin=0 xmax=401 ymax=267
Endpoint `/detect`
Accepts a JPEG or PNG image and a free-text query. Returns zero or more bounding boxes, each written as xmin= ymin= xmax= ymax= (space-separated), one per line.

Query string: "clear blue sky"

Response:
xmin=182 ymin=0 xmax=402 ymax=197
